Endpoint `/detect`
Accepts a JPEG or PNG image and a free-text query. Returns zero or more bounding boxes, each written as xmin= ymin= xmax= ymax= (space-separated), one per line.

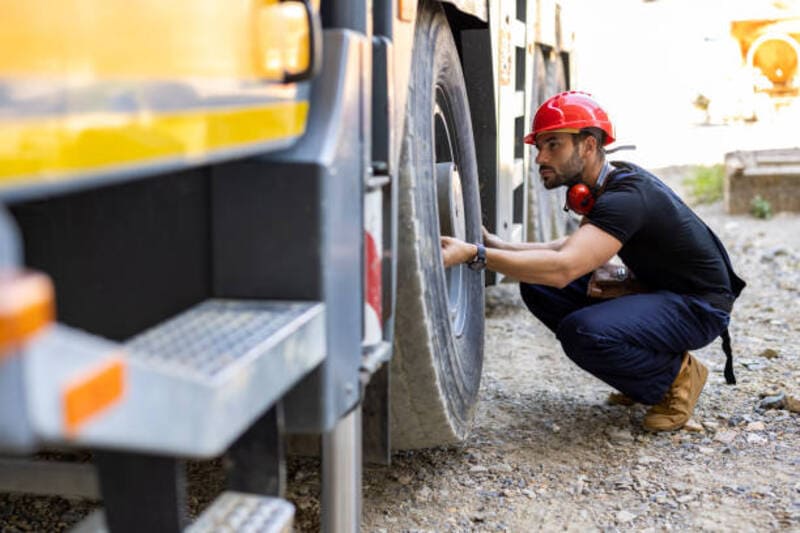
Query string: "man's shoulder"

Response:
xmin=609 ymin=160 xmax=651 ymax=178
xmin=604 ymin=161 xmax=646 ymax=191
xmin=607 ymin=160 xmax=667 ymax=192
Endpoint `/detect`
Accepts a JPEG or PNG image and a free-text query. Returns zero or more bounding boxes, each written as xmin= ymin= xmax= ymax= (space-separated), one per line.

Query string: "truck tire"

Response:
xmin=391 ymin=1 xmax=484 ymax=450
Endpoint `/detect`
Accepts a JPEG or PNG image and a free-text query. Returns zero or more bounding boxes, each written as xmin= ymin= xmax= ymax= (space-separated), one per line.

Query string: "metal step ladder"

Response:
xmin=1 ymin=299 xmax=325 ymax=457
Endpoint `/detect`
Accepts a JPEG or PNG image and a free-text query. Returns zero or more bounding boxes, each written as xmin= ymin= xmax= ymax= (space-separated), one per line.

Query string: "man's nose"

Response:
xmin=534 ymin=150 xmax=545 ymax=164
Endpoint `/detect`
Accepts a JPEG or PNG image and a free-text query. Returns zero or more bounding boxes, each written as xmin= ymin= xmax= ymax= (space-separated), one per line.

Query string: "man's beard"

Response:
xmin=540 ymin=146 xmax=584 ymax=190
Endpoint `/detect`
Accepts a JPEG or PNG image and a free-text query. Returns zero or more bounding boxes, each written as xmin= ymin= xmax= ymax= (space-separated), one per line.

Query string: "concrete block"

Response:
xmin=724 ymin=148 xmax=800 ymax=214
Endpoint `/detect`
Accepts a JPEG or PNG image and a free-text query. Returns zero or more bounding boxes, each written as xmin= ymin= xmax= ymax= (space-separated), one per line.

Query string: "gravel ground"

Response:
xmin=1 ymin=166 xmax=798 ymax=532
xmin=289 ymin=166 xmax=800 ymax=532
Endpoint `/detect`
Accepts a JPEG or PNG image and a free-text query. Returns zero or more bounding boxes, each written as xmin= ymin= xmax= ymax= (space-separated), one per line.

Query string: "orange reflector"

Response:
xmin=398 ymin=0 xmax=415 ymax=22
xmin=0 ymin=271 xmax=55 ymax=356
xmin=63 ymin=358 xmax=125 ymax=435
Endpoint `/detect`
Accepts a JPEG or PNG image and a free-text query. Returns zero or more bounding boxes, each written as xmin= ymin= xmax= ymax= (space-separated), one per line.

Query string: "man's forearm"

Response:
xmin=445 ymin=222 xmax=620 ymax=287
xmin=490 ymin=236 xmax=568 ymax=252
xmin=485 ymin=247 xmax=576 ymax=287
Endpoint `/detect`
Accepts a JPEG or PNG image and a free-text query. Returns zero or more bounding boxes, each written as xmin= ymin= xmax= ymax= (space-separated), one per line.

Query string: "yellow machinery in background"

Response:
xmin=731 ymin=15 xmax=800 ymax=97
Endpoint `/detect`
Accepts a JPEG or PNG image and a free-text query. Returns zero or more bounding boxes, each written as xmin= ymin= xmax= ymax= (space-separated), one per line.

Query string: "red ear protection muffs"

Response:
xmin=565 ymin=183 xmax=596 ymax=215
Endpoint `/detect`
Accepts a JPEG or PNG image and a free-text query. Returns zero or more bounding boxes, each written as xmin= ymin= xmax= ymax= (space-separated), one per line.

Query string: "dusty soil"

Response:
xmin=288 ymin=167 xmax=800 ymax=532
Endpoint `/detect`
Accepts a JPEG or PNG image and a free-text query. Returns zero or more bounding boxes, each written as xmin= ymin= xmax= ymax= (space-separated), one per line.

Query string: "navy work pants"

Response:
xmin=519 ymin=274 xmax=730 ymax=405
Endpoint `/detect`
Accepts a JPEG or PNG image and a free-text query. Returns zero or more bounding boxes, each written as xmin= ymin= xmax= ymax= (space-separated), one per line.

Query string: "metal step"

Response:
xmin=71 ymin=492 xmax=294 ymax=533
xmin=187 ymin=491 xmax=294 ymax=533
xmin=9 ymin=299 xmax=325 ymax=457
xmin=125 ymin=300 xmax=322 ymax=382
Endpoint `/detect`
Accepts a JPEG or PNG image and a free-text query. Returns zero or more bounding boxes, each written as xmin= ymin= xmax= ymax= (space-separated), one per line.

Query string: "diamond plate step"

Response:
xmin=187 ymin=491 xmax=294 ymax=533
xmin=126 ymin=300 xmax=320 ymax=380
xmin=19 ymin=299 xmax=324 ymax=457
xmin=71 ymin=492 xmax=294 ymax=533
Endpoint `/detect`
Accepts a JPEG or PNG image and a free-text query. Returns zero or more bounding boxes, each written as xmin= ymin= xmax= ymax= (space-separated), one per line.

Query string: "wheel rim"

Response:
xmin=434 ymin=88 xmax=469 ymax=338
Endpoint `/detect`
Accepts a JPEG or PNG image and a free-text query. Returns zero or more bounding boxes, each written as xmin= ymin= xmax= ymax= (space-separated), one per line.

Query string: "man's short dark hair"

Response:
xmin=573 ymin=128 xmax=606 ymax=154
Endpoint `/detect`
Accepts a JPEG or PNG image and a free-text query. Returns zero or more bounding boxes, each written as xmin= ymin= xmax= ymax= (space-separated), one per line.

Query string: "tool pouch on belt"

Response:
xmin=587 ymin=263 xmax=648 ymax=299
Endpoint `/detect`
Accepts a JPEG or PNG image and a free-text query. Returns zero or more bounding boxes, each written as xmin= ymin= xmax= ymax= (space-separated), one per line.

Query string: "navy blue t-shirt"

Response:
xmin=586 ymin=161 xmax=745 ymax=311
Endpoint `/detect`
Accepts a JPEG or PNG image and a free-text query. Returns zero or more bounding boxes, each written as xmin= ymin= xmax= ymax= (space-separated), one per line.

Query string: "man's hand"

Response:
xmin=441 ymin=236 xmax=477 ymax=268
xmin=482 ymin=226 xmax=505 ymax=249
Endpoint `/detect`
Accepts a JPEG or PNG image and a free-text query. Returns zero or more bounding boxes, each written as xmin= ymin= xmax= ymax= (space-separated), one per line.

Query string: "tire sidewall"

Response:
xmin=396 ymin=3 xmax=484 ymax=433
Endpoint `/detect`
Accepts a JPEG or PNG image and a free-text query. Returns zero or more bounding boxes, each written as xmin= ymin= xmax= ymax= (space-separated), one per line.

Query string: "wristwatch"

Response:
xmin=466 ymin=243 xmax=487 ymax=271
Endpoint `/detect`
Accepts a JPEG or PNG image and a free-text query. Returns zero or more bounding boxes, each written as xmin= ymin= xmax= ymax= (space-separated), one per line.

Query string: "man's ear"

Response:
xmin=583 ymin=135 xmax=597 ymax=157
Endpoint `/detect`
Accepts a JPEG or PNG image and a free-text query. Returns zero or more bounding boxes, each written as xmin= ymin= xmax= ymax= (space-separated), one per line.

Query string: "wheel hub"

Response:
xmin=434 ymin=99 xmax=469 ymax=337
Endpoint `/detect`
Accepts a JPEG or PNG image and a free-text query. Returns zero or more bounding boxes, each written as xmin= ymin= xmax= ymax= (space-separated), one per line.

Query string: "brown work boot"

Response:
xmin=607 ymin=391 xmax=636 ymax=406
xmin=643 ymin=352 xmax=709 ymax=432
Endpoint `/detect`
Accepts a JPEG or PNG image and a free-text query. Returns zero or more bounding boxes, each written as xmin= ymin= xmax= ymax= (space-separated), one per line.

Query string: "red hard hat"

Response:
xmin=524 ymin=91 xmax=615 ymax=146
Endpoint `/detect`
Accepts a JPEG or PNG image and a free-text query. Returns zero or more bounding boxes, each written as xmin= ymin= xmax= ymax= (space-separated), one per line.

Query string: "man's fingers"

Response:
xmin=440 ymin=236 xmax=465 ymax=268
xmin=482 ymin=226 xmax=503 ymax=249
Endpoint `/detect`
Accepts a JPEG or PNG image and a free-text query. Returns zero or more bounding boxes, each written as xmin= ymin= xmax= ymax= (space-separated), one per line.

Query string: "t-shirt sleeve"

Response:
xmin=586 ymin=185 xmax=645 ymax=244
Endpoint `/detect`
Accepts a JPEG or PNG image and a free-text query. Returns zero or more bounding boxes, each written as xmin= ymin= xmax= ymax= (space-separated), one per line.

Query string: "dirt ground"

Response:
xmin=367 ymin=169 xmax=800 ymax=532
xmin=286 ymin=166 xmax=800 ymax=532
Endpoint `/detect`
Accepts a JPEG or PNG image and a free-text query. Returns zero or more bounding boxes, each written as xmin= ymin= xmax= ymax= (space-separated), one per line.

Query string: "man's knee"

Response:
xmin=556 ymin=311 xmax=613 ymax=367
xmin=519 ymin=282 xmax=568 ymax=316
xmin=519 ymin=282 xmax=547 ymax=314
xmin=557 ymin=310 xmax=590 ymax=343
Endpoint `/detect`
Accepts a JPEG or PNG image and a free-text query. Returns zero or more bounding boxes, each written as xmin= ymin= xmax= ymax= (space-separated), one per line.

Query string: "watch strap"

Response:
xmin=467 ymin=243 xmax=487 ymax=271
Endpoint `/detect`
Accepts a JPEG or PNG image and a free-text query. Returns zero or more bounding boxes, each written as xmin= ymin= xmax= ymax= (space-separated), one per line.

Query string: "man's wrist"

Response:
xmin=466 ymin=243 xmax=487 ymax=271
